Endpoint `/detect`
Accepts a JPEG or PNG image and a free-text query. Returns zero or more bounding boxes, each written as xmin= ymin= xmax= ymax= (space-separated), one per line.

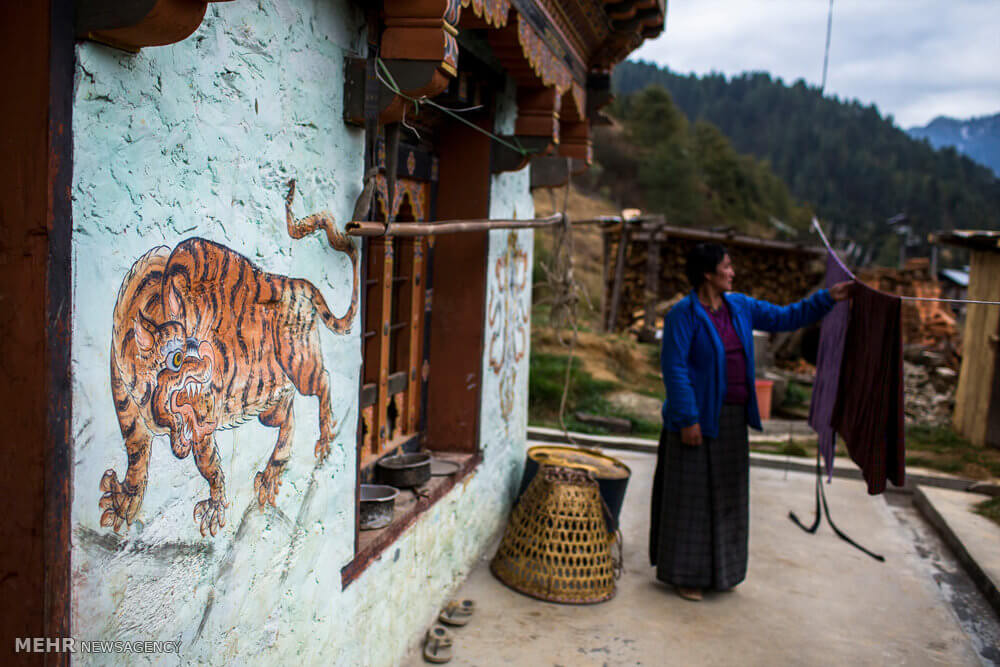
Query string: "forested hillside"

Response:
xmin=579 ymin=86 xmax=813 ymax=239
xmin=611 ymin=60 xmax=1000 ymax=263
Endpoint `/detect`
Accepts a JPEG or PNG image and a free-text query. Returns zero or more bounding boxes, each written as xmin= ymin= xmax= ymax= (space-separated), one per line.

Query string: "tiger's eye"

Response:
xmin=172 ymin=351 xmax=183 ymax=368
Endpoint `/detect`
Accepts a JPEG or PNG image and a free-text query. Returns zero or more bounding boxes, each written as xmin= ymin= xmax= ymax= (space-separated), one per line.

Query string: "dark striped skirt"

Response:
xmin=649 ymin=404 xmax=749 ymax=590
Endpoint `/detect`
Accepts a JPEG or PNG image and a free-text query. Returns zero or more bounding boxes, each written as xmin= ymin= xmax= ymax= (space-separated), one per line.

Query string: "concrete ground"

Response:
xmin=406 ymin=449 xmax=994 ymax=666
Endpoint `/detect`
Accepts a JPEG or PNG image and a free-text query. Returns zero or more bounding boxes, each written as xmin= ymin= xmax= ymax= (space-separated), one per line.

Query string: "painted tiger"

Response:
xmin=99 ymin=181 xmax=359 ymax=537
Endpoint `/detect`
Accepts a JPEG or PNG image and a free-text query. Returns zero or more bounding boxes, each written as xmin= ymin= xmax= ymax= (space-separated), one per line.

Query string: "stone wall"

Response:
xmin=69 ymin=1 xmax=533 ymax=664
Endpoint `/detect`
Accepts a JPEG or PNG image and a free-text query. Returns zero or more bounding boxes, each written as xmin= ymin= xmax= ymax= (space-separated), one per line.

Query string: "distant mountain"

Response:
xmin=610 ymin=60 xmax=1000 ymax=265
xmin=908 ymin=113 xmax=1000 ymax=177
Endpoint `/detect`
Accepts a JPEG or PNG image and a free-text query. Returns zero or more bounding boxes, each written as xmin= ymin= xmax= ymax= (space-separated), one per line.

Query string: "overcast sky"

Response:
xmin=630 ymin=0 xmax=1000 ymax=128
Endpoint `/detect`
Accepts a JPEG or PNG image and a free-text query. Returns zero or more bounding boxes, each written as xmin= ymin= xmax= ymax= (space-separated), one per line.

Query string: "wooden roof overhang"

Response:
xmin=614 ymin=216 xmax=825 ymax=256
xmin=76 ymin=0 xmax=664 ymax=175
xmin=938 ymin=230 xmax=1000 ymax=253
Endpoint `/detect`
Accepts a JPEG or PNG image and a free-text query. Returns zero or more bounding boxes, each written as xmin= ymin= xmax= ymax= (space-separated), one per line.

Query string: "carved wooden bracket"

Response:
xmin=75 ymin=0 xmax=232 ymax=52
xmin=491 ymin=135 xmax=551 ymax=174
xmin=558 ymin=121 xmax=591 ymax=164
xmin=378 ymin=0 xmax=463 ymax=122
xmin=515 ymin=87 xmax=561 ymax=145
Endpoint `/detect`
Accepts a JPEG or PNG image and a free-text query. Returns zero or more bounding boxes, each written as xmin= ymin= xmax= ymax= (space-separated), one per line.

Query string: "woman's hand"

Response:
xmin=680 ymin=424 xmax=703 ymax=447
xmin=829 ymin=280 xmax=856 ymax=302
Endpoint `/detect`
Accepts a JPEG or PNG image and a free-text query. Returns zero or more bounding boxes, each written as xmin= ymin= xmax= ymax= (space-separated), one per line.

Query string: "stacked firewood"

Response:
xmin=604 ymin=230 xmax=825 ymax=335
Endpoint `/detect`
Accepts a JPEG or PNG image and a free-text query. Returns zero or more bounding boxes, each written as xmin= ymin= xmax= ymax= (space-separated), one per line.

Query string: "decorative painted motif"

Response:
xmin=487 ymin=232 xmax=529 ymax=426
xmin=375 ymin=175 xmax=429 ymax=221
xmin=517 ymin=14 xmax=573 ymax=95
xmin=99 ymin=182 xmax=359 ymax=537
xmin=462 ymin=0 xmax=511 ymax=27
xmin=442 ymin=31 xmax=459 ymax=77
xmin=444 ymin=0 xmax=462 ymax=26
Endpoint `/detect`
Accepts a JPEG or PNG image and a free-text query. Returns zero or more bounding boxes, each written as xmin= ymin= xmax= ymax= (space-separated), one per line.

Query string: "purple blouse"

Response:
xmin=706 ymin=300 xmax=749 ymax=405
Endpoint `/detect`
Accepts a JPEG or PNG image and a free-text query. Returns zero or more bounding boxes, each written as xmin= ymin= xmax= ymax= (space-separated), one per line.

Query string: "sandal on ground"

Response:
xmin=438 ymin=599 xmax=476 ymax=626
xmin=423 ymin=625 xmax=453 ymax=664
xmin=676 ymin=586 xmax=703 ymax=602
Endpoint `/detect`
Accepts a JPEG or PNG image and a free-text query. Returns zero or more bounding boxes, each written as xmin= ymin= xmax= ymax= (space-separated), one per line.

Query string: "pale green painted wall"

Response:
xmin=69 ymin=1 xmax=534 ymax=665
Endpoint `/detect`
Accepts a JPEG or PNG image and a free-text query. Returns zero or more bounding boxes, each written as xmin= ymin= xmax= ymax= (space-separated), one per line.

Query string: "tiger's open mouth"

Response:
xmin=169 ymin=346 xmax=217 ymax=446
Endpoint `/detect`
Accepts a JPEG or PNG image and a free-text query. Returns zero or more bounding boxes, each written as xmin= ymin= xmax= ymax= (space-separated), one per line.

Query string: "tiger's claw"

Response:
xmin=99 ymin=469 xmax=143 ymax=533
xmin=253 ymin=464 xmax=285 ymax=507
xmin=192 ymin=497 xmax=227 ymax=537
xmin=314 ymin=439 xmax=331 ymax=462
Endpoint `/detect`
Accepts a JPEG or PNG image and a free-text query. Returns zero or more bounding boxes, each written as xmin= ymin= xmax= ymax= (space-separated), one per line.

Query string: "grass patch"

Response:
xmin=529 ymin=352 xmax=661 ymax=437
xmin=782 ymin=381 xmax=811 ymax=407
xmin=974 ymin=497 xmax=1000 ymax=528
xmin=749 ymin=439 xmax=817 ymax=458
xmin=907 ymin=424 xmax=973 ymax=452
xmin=778 ymin=441 xmax=810 ymax=457
xmin=529 ymin=353 xmax=617 ymax=416
xmin=902 ymin=424 xmax=1000 ymax=478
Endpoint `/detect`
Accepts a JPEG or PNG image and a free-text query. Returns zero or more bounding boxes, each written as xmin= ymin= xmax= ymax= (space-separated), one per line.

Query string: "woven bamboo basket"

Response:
xmin=491 ymin=465 xmax=617 ymax=604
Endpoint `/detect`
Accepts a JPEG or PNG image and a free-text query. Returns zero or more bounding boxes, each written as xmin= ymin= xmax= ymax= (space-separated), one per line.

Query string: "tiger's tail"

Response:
xmin=285 ymin=179 xmax=359 ymax=334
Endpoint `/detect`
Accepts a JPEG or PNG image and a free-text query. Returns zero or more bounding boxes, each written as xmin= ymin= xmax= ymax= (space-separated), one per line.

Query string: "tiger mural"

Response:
xmin=99 ymin=181 xmax=359 ymax=537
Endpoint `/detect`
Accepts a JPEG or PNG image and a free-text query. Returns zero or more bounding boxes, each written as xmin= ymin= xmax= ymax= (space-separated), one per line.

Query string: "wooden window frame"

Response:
xmin=358 ymin=230 xmax=430 ymax=472
xmin=342 ymin=119 xmax=494 ymax=588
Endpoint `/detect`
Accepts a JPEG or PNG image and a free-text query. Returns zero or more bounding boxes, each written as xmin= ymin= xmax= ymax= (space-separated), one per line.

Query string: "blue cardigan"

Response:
xmin=660 ymin=290 xmax=835 ymax=437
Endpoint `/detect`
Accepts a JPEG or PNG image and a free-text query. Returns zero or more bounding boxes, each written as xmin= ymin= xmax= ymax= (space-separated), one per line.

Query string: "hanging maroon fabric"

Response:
xmin=830 ymin=284 xmax=906 ymax=494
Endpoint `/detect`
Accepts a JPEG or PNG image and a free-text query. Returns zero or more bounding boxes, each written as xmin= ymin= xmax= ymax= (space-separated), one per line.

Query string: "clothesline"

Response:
xmin=811 ymin=218 xmax=1000 ymax=306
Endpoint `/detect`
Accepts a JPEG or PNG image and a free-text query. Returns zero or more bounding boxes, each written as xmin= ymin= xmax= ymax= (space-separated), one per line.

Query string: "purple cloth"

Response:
xmin=707 ymin=301 xmax=749 ymax=405
xmin=808 ymin=253 xmax=852 ymax=479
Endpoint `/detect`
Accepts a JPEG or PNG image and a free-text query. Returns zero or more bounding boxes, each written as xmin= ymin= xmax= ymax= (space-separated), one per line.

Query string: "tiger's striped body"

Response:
xmin=100 ymin=181 xmax=359 ymax=537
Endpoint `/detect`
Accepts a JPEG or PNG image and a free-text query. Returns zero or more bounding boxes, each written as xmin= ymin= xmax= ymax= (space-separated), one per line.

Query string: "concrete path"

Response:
xmin=917 ymin=486 xmax=1000 ymax=614
xmin=406 ymin=450 xmax=988 ymax=666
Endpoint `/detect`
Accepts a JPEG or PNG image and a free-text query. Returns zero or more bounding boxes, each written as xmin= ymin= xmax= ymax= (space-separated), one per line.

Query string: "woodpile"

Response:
xmin=602 ymin=221 xmax=825 ymax=337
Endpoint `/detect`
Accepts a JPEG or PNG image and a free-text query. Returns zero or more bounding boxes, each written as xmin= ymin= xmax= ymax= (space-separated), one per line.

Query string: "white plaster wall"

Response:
xmin=69 ymin=1 xmax=535 ymax=664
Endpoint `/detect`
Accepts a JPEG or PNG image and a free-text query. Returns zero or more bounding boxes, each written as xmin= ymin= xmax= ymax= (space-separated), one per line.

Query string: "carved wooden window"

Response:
xmin=359 ymin=156 xmax=435 ymax=475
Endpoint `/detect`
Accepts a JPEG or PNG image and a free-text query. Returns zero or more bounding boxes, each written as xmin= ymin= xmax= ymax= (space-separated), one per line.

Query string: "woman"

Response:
xmin=650 ymin=243 xmax=852 ymax=601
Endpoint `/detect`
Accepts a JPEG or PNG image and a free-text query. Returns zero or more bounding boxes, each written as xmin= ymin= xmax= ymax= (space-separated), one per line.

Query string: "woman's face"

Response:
xmin=706 ymin=254 xmax=734 ymax=292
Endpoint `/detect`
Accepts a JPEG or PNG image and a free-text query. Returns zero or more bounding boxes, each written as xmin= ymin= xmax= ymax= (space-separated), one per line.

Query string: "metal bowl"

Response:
xmin=376 ymin=452 xmax=432 ymax=488
xmin=359 ymin=484 xmax=399 ymax=530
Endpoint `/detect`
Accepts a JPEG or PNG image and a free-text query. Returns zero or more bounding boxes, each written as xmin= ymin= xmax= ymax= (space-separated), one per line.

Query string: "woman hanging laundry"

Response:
xmin=649 ymin=243 xmax=853 ymax=601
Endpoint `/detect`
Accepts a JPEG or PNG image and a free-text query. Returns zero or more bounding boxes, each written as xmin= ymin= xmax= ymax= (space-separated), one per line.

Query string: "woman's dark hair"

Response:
xmin=685 ymin=243 xmax=728 ymax=289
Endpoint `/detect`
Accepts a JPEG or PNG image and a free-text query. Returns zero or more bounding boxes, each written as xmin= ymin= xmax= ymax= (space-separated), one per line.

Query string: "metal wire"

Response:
xmin=812 ymin=217 xmax=1000 ymax=306
xmin=375 ymin=58 xmax=533 ymax=157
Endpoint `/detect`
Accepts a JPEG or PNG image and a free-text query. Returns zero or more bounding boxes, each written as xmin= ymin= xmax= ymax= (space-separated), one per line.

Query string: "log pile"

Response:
xmin=602 ymin=223 xmax=825 ymax=336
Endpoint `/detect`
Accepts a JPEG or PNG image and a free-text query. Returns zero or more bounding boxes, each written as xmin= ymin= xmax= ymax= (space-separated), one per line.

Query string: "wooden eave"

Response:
xmin=938 ymin=230 xmax=1000 ymax=253
xmin=76 ymin=0 xmax=664 ymax=174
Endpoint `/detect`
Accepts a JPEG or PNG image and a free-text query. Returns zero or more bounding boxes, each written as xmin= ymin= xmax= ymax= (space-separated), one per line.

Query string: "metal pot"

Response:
xmin=376 ymin=452 xmax=432 ymax=488
xmin=359 ymin=484 xmax=399 ymax=530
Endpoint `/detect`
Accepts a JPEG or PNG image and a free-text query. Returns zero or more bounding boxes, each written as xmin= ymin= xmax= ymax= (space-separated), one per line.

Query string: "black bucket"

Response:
xmin=517 ymin=446 xmax=631 ymax=532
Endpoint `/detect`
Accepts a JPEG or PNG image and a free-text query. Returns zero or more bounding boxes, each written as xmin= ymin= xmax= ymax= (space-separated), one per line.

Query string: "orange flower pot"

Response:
xmin=755 ymin=379 xmax=774 ymax=421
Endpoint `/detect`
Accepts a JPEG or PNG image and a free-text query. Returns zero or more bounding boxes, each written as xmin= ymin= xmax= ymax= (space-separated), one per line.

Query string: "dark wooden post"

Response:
xmin=605 ymin=221 xmax=631 ymax=333
xmin=1 ymin=0 xmax=73 ymax=661
xmin=642 ymin=237 xmax=661 ymax=341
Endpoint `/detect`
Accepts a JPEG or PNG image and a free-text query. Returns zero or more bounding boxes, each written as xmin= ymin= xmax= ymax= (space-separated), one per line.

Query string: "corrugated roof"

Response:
xmin=939 ymin=268 xmax=970 ymax=286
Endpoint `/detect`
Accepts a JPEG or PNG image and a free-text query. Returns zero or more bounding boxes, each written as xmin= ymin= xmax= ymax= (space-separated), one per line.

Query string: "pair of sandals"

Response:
xmin=423 ymin=599 xmax=476 ymax=664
